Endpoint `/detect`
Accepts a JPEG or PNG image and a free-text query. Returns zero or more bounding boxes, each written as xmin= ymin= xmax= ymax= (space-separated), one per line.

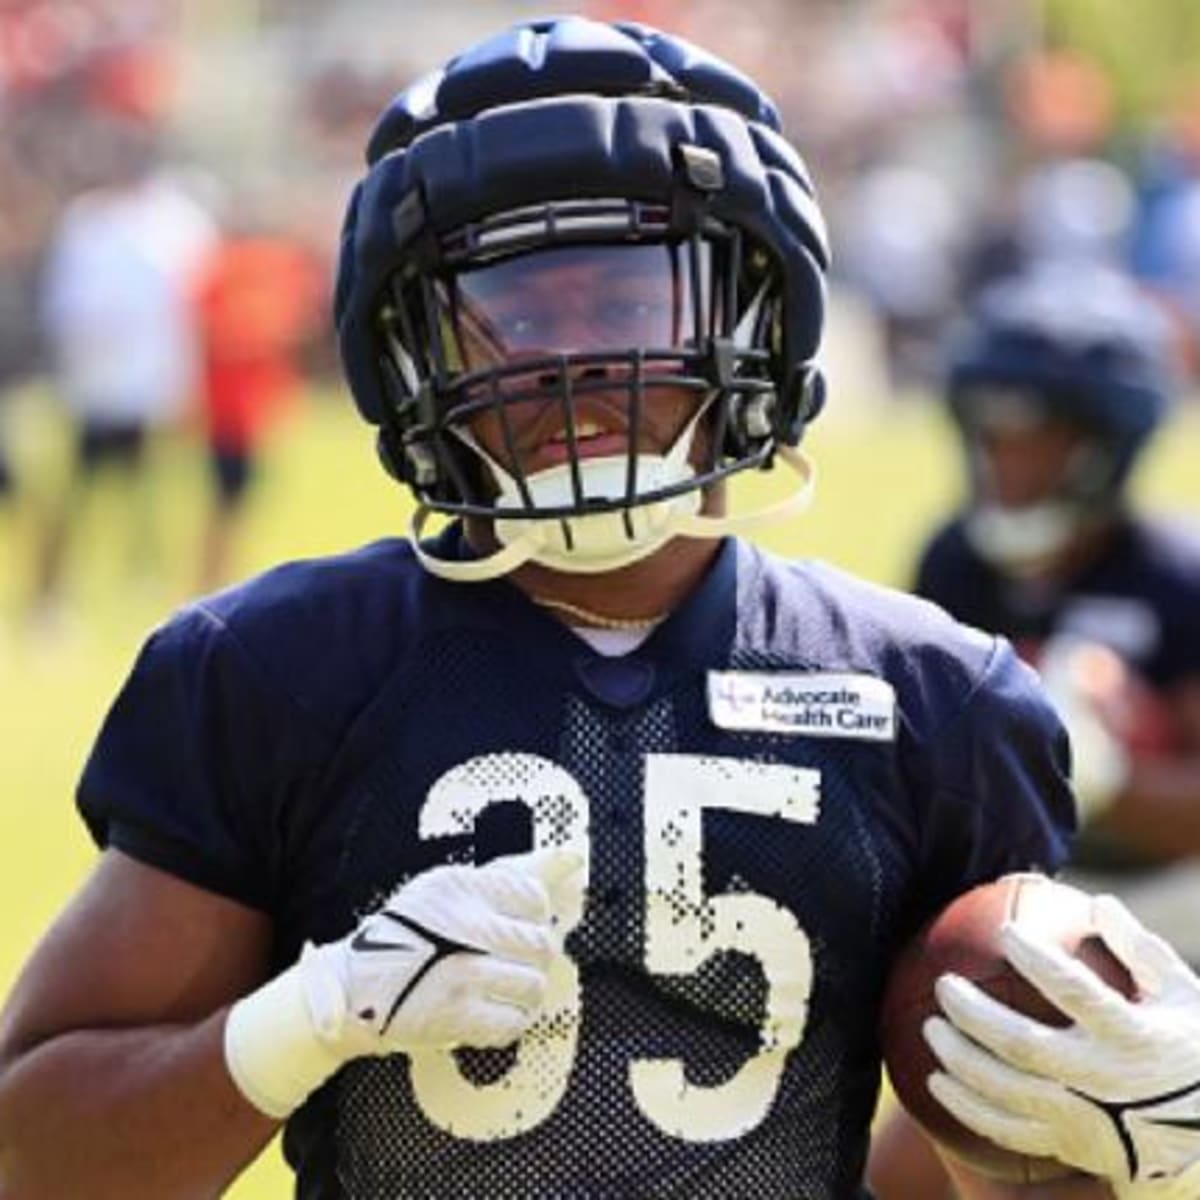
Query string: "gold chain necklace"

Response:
xmin=529 ymin=594 xmax=668 ymax=631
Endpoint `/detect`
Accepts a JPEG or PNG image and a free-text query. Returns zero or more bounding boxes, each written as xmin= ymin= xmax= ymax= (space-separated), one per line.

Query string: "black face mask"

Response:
xmin=374 ymin=204 xmax=791 ymax=525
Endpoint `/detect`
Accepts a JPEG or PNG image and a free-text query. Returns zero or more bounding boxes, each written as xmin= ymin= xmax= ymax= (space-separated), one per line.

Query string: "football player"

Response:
xmin=0 ymin=18 xmax=1174 ymax=1199
xmin=870 ymin=265 xmax=1200 ymax=1198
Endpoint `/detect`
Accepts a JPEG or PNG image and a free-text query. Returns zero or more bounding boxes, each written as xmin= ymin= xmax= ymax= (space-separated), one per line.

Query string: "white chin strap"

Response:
xmin=410 ymin=444 xmax=816 ymax=584
xmin=965 ymin=501 xmax=1081 ymax=577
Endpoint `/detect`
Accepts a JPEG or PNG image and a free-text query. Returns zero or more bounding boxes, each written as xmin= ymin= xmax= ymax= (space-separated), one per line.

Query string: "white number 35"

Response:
xmin=409 ymin=752 xmax=817 ymax=1144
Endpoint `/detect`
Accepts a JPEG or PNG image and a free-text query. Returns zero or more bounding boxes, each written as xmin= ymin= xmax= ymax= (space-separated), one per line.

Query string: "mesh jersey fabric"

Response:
xmin=79 ymin=529 xmax=1073 ymax=1198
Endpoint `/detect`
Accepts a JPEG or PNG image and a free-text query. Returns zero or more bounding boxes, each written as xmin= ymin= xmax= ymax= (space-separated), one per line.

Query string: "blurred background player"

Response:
xmin=191 ymin=217 xmax=322 ymax=592
xmin=33 ymin=119 xmax=215 ymax=621
xmin=869 ymin=262 xmax=1200 ymax=1199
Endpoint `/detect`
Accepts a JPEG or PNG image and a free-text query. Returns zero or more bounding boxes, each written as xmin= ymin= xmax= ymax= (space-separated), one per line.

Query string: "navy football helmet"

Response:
xmin=945 ymin=264 xmax=1176 ymax=572
xmin=334 ymin=17 xmax=829 ymax=578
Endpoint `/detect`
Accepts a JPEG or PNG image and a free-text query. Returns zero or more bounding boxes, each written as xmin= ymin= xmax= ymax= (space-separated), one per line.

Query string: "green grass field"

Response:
xmin=1 ymin=385 xmax=1197 ymax=1194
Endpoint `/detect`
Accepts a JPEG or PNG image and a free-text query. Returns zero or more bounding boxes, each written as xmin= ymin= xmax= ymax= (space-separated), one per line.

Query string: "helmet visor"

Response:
xmin=434 ymin=241 xmax=715 ymax=372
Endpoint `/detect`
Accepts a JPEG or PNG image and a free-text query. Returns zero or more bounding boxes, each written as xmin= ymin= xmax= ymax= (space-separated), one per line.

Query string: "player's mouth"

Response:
xmin=517 ymin=395 xmax=647 ymax=469
xmin=536 ymin=419 xmax=632 ymax=466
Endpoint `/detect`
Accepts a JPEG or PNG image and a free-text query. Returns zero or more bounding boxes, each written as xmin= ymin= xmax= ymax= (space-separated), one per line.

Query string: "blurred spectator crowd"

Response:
xmin=2 ymin=0 xmax=1200 ymax=585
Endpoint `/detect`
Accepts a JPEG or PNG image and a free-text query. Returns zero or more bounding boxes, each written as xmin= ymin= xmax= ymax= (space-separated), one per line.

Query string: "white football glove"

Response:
xmin=225 ymin=847 xmax=585 ymax=1118
xmin=1037 ymin=636 xmax=1131 ymax=825
xmin=924 ymin=894 xmax=1200 ymax=1199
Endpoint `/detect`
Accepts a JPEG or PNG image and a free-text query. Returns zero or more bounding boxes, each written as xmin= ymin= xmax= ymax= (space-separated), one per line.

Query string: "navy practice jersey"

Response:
xmin=916 ymin=513 xmax=1200 ymax=876
xmin=79 ymin=529 xmax=1073 ymax=1200
xmin=916 ymin=515 xmax=1200 ymax=692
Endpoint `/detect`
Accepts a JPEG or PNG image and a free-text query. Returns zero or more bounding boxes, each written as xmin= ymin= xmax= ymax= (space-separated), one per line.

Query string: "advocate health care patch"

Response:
xmin=707 ymin=671 xmax=897 ymax=742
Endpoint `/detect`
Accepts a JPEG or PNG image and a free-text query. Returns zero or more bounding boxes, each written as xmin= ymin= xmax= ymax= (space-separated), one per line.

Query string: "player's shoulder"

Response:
xmin=1124 ymin=515 xmax=1200 ymax=589
xmin=743 ymin=544 xmax=1024 ymax=730
xmin=151 ymin=538 xmax=424 ymax=714
xmin=748 ymin=544 xmax=991 ymax=661
xmin=915 ymin=515 xmax=972 ymax=569
xmin=197 ymin=537 xmax=419 ymax=632
xmin=911 ymin=515 xmax=984 ymax=591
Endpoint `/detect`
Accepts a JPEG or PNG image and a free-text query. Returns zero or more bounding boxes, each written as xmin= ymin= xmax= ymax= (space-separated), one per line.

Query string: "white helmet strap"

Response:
xmin=410 ymin=444 xmax=816 ymax=583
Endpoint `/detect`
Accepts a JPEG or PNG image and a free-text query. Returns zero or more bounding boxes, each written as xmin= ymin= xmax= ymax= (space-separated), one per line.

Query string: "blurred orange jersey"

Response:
xmin=193 ymin=237 xmax=322 ymax=450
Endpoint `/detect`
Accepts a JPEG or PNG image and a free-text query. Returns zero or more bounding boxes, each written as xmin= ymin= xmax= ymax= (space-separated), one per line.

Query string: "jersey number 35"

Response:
xmin=410 ymin=752 xmax=817 ymax=1144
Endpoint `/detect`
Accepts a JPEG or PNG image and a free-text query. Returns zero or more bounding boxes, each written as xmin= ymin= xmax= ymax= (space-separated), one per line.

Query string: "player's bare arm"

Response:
xmin=0 ymin=846 xmax=579 ymax=1197
xmin=0 ymin=851 xmax=277 ymax=1198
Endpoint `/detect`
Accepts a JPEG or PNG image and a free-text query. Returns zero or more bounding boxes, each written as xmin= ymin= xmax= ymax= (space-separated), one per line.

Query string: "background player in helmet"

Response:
xmin=918 ymin=263 xmax=1200 ymax=924
xmin=0 ymin=18 xmax=1191 ymax=1199
xmin=869 ymin=264 xmax=1200 ymax=1199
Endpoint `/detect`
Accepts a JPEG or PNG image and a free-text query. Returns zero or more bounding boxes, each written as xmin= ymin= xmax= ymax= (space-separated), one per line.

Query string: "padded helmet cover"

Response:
xmin=335 ymin=17 xmax=830 ymax=428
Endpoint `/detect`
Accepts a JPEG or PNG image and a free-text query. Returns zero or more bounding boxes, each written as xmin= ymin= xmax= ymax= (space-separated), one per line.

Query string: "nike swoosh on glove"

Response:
xmin=224 ymin=847 xmax=585 ymax=1118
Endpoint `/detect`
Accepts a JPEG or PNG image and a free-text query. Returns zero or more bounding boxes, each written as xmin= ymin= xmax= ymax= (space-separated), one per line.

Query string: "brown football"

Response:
xmin=880 ymin=873 xmax=1137 ymax=1183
